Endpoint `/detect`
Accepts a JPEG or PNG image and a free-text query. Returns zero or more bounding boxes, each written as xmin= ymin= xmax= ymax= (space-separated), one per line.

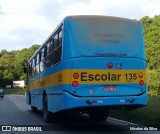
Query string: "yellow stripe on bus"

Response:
xmin=70 ymin=70 xmax=146 ymax=84
xmin=27 ymin=69 xmax=146 ymax=90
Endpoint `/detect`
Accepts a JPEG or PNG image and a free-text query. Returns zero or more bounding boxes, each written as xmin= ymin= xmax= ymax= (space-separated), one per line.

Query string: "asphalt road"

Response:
xmin=0 ymin=94 xmax=159 ymax=134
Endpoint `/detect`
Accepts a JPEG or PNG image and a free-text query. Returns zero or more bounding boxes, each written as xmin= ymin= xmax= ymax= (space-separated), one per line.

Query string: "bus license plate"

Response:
xmin=104 ymin=86 xmax=117 ymax=92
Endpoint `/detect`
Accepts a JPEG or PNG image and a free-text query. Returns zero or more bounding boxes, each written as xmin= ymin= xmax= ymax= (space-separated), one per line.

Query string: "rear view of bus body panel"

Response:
xmin=67 ymin=57 xmax=146 ymax=96
xmin=61 ymin=57 xmax=147 ymax=110
xmin=61 ymin=16 xmax=147 ymax=111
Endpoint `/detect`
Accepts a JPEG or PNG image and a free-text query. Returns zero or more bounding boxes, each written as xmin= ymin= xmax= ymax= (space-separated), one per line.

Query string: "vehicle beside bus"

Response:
xmin=0 ymin=89 xmax=4 ymax=99
xmin=26 ymin=15 xmax=147 ymax=122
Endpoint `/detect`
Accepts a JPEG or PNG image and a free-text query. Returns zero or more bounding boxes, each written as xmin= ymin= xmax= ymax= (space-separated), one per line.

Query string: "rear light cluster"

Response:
xmin=72 ymin=73 xmax=79 ymax=87
xmin=138 ymin=72 xmax=144 ymax=86
xmin=107 ymin=62 xmax=113 ymax=69
xmin=139 ymin=80 xmax=144 ymax=86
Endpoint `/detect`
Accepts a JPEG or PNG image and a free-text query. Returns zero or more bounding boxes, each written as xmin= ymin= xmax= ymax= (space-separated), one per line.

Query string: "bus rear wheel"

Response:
xmin=88 ymin=108 xmax=109 ymax=121
xmin=43 ymin=95 xmax=52 ymax=123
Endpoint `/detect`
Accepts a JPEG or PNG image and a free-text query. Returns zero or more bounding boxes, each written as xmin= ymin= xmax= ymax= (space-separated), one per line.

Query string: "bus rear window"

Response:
xmin=70 ymin=19 xmax=141 ymax=55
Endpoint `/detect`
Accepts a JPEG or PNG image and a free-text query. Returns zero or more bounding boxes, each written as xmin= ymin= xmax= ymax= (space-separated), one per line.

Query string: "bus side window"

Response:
xmin=41 ymin=48 xmax=45 ymax=60
xmin=39 ymin=52 xmax=41 ymax=62
xmin=54 ymin=34 xmax=58 ymax=50
xmin=33 ymin=56 xmax=38 ymax=76
xmin=29 ymin=61 xmax=32 ymax=78
xmin=42 ymin=47 xmax=46 ymax=68
xmin=35 ymin=54 xmax=40 ymax=75
xmin=36 ymin=54 xmax=39 ymax=65
xmin=50 ymin=37 xmax=54 ymax=66
xmin=40 ymin=61 xmax=44 ymax=73
xmin=35 ymin=64 xmax=39 ymax=75
xmin=49 ymin=40 xmax=54 ymax=54
xmin=46 ymin=43 xmax=50 ymax=56
xmin=31 ymin=58 xmax=35 ymax=77
xmin=34 ymin=56 xmax=37 ymax=67
xmin=53 ymin=30 xmax=62 ymax=65
xmin=39 ymin=51 xmax=42 ymax=73
xmin=46 ymin=41 xmax=53 ymax=68
xmin=46 ymin=43 xmax=50 ymax=68
xmin=46 ymin=54 xmax=51 ymax=68
xmin=40 ymin=48 xmax=45 ymax=72
xmin=59 ymin=30 xmax=62 ymax=46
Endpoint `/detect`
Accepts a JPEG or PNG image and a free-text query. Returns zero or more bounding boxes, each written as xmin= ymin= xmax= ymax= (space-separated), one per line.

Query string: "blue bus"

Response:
xmin=26 ymin=15 xmax=147 ymax=122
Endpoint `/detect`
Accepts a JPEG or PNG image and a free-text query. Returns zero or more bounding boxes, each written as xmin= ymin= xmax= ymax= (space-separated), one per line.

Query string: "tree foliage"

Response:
xmin=0 ymin=44 xmax=40 ymax=87
xmin=141 ymin=15 xmax=160 ymax=70
xmin=141 ymin=15 xmax=160 ymax=95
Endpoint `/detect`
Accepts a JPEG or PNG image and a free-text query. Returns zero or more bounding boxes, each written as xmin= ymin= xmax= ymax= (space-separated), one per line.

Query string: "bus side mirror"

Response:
xmin=24 ymin=66 xmax=27 ymax=73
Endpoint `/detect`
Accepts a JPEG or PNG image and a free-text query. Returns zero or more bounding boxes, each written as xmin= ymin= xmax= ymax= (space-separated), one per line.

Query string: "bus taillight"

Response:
xmin=107 ymin=62 xmax=113 ymax=69
xmin=72 ymin=81 xmax=78 ymax=87
xmin=73 ymin=73 xmax=79 ymax=79
xmin=139 ymin=80 xmax=144 ymax=86
xmin=138 ymin=72 xmax=143 ymax=78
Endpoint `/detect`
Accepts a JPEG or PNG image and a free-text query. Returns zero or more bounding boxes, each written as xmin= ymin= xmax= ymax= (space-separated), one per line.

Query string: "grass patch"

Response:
xmin=109 ymin=95 xmax=160 ymax=127
xmin=4 ymin=88 xmax=26 ymax=95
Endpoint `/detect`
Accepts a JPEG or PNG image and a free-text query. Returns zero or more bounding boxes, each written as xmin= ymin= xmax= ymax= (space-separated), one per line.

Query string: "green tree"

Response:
xmin=141 ymin=15 xmax=160 ymax=96
xmin=141 ymin=15 xmax=160 ymax=70
xmin=0 ymin=44 xmax=40 ymax=87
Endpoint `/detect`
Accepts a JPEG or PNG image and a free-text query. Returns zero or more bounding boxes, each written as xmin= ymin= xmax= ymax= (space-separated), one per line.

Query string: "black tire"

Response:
xmin=31 ymin=106 xmax=38 ymax=113
xmin=43 ymin=95 xmax=52 ymax=123
xmin=88 ymin=108 xmax=109 ymax=121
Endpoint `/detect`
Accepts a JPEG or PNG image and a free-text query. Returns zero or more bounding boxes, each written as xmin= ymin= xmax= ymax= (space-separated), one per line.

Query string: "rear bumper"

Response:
xmin=62 ymin=92 xmax=147 ymax=110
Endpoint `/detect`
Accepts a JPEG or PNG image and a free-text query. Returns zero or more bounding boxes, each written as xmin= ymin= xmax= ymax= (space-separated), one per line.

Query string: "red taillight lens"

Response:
xmin=73 ymin=73 xmax=79 ymax=79
xmin=139 ymin=80 xmax=144 ymax=86
xmin=72 ymin=81 xmax=78 ymax=87
xmin=138 ymin=72 xmax=143 ymax=78
xmin=108 ymin=62 xmax=113 ymax=69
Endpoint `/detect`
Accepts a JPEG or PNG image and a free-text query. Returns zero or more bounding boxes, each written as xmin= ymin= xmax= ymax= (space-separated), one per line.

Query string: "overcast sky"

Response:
xmin=0 ymin=0 xmax=160 ymax=51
